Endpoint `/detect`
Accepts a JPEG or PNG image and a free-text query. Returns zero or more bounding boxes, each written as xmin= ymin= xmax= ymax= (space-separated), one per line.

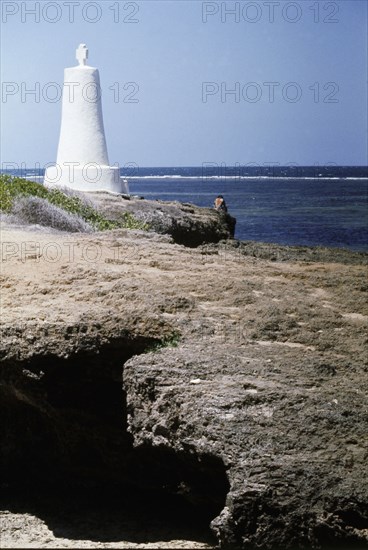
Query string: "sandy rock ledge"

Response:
xmin=0 ymin=216 xmax=367 ymax=549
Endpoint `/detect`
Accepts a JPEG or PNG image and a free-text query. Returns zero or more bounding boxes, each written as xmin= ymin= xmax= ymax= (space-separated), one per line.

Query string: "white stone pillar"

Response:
xmin=44 ymin=44 xmax=128 ymax=194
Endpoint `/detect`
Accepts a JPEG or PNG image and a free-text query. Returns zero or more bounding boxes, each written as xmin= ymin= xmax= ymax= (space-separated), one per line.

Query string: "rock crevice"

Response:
xmin=1 ymin=222 xmax=367 ymax=548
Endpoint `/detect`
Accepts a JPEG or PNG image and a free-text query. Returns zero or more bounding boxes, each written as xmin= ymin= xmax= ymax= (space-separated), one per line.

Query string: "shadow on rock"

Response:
xmin=1 ymin=485 xmax=219 ymax=546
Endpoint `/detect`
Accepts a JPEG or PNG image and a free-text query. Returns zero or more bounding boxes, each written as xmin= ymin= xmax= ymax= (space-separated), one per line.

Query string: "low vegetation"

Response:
xmin=145 ymin=332 xmax=181 ymax=353
xmin=10 ymin=196 xmax=94 ymax=233
xmin=145 ymin=331 xmax=180 ymax=353
xmin=0 ymin=175 xmax=148 ymax=232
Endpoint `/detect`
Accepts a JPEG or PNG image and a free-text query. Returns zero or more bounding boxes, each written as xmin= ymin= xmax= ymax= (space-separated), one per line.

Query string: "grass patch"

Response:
xmin=0 ymin=175 xmax=148 ymax=232
xmin=145 ymin=332 xmax=181 ymax=353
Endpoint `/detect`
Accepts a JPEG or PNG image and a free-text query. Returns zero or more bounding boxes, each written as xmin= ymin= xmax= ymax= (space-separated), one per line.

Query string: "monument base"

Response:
xmin=44 ymin=165 xmax=129 ymax=194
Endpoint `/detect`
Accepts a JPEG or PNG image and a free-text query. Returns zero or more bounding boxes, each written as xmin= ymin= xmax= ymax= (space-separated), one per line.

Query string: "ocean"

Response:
xmin=4 ymin=166 xmax=368 ymax=252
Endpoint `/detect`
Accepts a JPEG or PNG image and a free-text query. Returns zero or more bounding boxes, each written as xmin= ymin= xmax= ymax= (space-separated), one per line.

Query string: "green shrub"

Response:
xmin=145 ymin=332 xmax=181 ymax=353
xmin=120 ymin=211 xmax=149 ymax=230
xmin=0 ymin=175 xmax=49 ymax=212
xmin=0 ymin=174 xmax=149 ymax=232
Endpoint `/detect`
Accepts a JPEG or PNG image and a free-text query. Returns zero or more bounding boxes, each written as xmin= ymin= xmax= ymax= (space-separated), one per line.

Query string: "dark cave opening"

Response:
xmin=0 ymin=338 xmax=229 ymax=545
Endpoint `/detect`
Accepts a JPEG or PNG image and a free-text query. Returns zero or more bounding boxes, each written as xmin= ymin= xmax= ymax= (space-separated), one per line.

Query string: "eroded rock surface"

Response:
xmin=88 ymin=192 xmax=236 ymax=246
xmin=1 ymin=221 xmax=367 ymax=549
xmin=125 ymin=344 xmax=368 ymax=549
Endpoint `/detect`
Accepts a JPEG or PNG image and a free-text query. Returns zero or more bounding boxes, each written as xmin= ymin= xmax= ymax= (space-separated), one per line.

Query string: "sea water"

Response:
xmin=125 ymin=166 xmax=368 ymax=252
xmin=5 ymin=166 xmax=368 ymax=252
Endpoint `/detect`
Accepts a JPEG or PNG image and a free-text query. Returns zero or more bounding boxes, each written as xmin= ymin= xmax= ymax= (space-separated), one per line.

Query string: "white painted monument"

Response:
xmin=44 ymin=44 xmax=128 ymax=194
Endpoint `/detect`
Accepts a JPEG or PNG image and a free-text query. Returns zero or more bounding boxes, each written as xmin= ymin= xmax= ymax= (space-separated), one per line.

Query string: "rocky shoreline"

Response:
xmin=1 ymin=195 xmax=367 ymax=549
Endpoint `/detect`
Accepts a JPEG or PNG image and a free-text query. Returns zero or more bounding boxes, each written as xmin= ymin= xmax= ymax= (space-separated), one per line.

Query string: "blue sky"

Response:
xmin=1 ymin=0 xmax=367 ymax=167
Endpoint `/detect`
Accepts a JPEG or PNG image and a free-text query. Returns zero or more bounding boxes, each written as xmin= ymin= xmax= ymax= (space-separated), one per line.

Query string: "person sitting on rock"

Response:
xmin=214 ymin=195 xmax=228 ymax=213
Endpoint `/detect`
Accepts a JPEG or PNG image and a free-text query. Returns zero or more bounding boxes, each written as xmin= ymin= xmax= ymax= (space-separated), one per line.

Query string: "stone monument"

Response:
xmin=44 ymin=44 xmax=128 ymax=194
